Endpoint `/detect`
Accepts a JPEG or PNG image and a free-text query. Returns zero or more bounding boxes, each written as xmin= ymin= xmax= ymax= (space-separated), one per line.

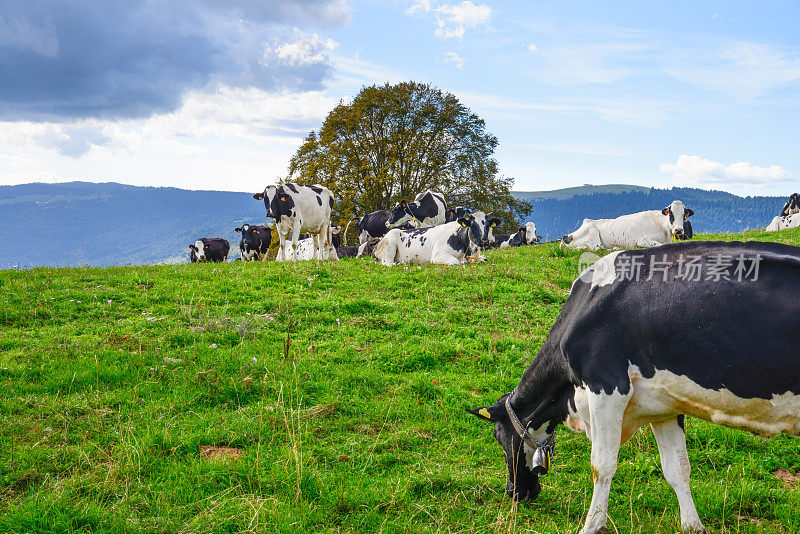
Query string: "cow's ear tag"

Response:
xmin=460 ymin=221 xmax=467 ymax=227
xmin=280 ymin=196 xmax=286 ymax=201
xmin=478 ymin=408 xmax=492 ymax=420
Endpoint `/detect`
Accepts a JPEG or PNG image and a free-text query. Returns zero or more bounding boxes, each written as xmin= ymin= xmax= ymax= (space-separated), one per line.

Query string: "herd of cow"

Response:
xmin=188 ymin=184 xmax=541 ymax=265
xmin=186 ymin=184 xmax=800 ymax=534
xmin=195 ymin=182 xmax=800 ymax=264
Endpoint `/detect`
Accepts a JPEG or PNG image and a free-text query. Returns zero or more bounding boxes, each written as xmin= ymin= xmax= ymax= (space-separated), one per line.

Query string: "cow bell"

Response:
xmin=530 ymin=446 xmax=551 ymax=477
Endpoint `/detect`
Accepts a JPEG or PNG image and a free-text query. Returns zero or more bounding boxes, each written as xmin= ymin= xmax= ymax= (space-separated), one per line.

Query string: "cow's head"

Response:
xmin=445 ymin=206 xmax=472 ymax=223
xmin=254 ymin=186 xmax=279 ymax=218
xmin=386 ymin=200 xmax=415 ymax=228
xmin=661 ymin=200 xmax=693 ymax=238
xmin=189 ymin=239 xmax=207 ymax=261
xmin=331 ymin=226 xmax=342 ymax=249
xmin=781 ymin=193 xmax=800 ymax=216
xmin=459 ymin=212 xmax=502 ymax=248
xmin=524 ymin=222 xmax=540 ymax=244
xmin=467 ymin=394 xmax=551 ymax=501
xmin=236 ymin=224 xmax=257 ymax=247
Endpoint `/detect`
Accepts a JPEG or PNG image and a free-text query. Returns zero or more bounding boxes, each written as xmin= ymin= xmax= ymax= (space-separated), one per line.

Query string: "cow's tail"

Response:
xmin=343 ymin=216 xmax=359 ymax=246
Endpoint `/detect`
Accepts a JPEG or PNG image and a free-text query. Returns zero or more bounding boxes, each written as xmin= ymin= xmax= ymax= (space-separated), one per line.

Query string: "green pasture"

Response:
xmin=1 ymin=229 xmax=799 ymax=533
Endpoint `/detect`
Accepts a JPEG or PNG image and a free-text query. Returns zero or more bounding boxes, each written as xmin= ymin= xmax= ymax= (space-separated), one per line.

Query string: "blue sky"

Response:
xmin=1 ymin=0 xmax=798 ymax=196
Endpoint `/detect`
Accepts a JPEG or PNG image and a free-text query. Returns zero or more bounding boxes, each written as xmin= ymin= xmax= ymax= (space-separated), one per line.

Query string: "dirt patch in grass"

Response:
xmin=199 ymin=445 xmax=244 ymax=462
xmin=773 ymin=469 xmax=800 ymax=487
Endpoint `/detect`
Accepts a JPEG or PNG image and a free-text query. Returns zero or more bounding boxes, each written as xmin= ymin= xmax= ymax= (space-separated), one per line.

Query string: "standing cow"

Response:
xmin=469 ymin=241 xmax=800 ymax=534
xmin=235 ymin=224 xmax=271 ymax=261
xmin=374 ymin=211 xmax=500 ymax=265
xmin=562 ymin=200 xmax=694 ymax=250
xmin=189 ymin=238 xmax=229 ymax=262
xmin=254 ymin=183 xmax=334 ymax=261
xmin=385 ymin=191 xmax=448 ymax=229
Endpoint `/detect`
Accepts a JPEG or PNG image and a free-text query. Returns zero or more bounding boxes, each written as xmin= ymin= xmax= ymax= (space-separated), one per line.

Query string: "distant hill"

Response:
xmin=0 ymin=182 xmax=265 ymax=268
xmin=0 ymin=181 xmax=790 ymax=268
xmin=513 ymin=184 xmax=651 ymax=200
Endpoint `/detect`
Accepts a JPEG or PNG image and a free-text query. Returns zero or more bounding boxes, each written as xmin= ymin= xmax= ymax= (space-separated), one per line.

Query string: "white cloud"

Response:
xmin=527 ymin=43 xmax=538 ymax=53
xmin=403 ymin=1 xmax=491 ymax=40
xmin=663 ymin=42 xmax=800 ymax=98
xmin=661 ymin=154 xmax=794 ymax=188
xmin=444 ymin=51 xmax=465 ymax=69
xmin=270 ymin=32 xmax=338 ymax=66
xmin=435 ymin=1 xmax=491 ymax=39
xmin=405 ymin=0 xmax=431 ymax=15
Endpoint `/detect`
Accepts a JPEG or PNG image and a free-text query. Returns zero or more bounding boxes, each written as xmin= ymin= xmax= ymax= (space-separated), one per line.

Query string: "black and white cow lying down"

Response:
xmin=562 ymin=200 xmax=694 ymax=250
xmin=189 ymin=238 xmax=229 ymax=262
xmin=374 ymin=211 xmax=500 ymax=265
xmin=235 ymin=224 xmax=271 ymax=261
xmin=385 ymin=190 xmax=448 ymax=229
xmin=488 ymin=222 xmax=540 ymax=249
xmin=469 ymin=241 xmax=800 ymax=534
xmin=291 ymin=227 xmax=342 ymax=261
xmin=254 ymin=183 xmax=334 ymax=261
xmin=344 ymin=210 xmax=417 ymax=245
xmin=766 ymin=213 xmax=800 ymax=232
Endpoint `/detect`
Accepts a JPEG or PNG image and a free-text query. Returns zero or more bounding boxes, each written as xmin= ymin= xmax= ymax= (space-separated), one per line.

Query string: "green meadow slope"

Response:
xmin=1 ymin=229 xmax=799 ymax=533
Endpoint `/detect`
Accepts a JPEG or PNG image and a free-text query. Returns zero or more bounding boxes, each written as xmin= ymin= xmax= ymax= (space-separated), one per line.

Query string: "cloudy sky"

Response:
xmin=1 ymin=0 xmax=799 ymax=196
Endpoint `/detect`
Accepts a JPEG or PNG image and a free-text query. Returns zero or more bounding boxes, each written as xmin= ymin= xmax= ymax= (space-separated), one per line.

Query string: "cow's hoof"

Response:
xmin=579 ymin=527 xmax=609 ymax=534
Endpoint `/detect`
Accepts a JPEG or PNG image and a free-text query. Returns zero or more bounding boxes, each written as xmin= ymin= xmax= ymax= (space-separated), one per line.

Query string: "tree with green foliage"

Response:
xmin=288 ymin=81 xmax=531 ymax=233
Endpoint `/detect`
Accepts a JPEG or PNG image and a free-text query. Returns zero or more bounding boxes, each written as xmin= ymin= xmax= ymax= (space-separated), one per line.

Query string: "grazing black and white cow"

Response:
xmin=235 ymin=224 xmax=271 ymax=261
xmin=374 ymin=211 xmax=501 ymax=265
xmin=189 ymin=238 xmax=229 ymax=263
xmin=766 ymin=213 xmax=800 ymax=232
xmin=562 ymin=200 xmax=694 ymax=250
xmin=445 ymin=206 xmax=472 ymax=223
xmin=469 ymin=241 xmax=800 ymax=534
xmin=488 ymin=222 xmax=540 ymax=249
xmin=253 ymin=183 xmax=334 ymax=261
xmin=780 ymin=193 xmax=800 ymax=216
xmin=385 ymin=190 xmax=448 ymax=229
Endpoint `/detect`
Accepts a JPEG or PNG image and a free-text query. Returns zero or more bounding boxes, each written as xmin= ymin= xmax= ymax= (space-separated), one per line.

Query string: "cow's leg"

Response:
xmin=311 ymin=233 xmax=321 ymax=260
xmin=651 ymin=417 xmax=707 ymax=533
xmin=430 ymin=253 xmax=462 ymax=265
xmin=359 ymin=230 xmax=370 ymax=245
xmin=276 ymin=230 xmax=287 ymax=261
xmin=289 ymin=223 xmax=302 ymax=261
xmin=580 ymin=390 xmax=631 ymax=534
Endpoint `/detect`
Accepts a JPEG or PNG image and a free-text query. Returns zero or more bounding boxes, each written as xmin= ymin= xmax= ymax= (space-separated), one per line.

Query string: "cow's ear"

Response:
xmin=331 ymin=227 xmax=341 ymax=234
xmin=189 ymin=245 xmax=195 ymax=251
xmin=235 ymin=227 xmax=242 ymax=233
xmin=685 ymin=209 xmax=694 ymax=218
xmin=489 ymin=218 xmax=502 ymax=228
xmin=457 ymin=217 xmax=470 ymax=228
xmin=518 ymin=228 xmax=525 ymax=234
xmin=253 ymin=193 xmax=263 ymax=200
xmin=661 ymin=207 xmax=670 ymax=216
xmin=466 ymin=396 xmax=508 ymax=423
xmin=399 ymin=200 xmax=407 ymax=207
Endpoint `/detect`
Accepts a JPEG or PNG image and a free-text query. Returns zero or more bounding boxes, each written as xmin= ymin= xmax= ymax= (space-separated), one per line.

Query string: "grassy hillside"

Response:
xmin=2 ymin=229 xmax=799 ymax=533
